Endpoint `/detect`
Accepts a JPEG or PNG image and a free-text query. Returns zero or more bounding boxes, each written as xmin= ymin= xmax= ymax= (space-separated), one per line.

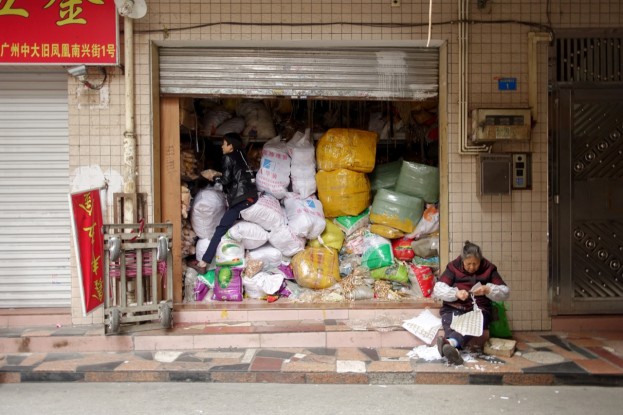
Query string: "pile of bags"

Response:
xmin=186 ymin=127 xmax=441 ymax=303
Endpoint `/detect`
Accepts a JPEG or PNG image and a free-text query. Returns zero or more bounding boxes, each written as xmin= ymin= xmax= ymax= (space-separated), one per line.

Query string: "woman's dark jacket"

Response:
xmin=220 ymin=150 xmax=257 ymax=206
xmin=438 ymin=255 xmax=507 ymax=313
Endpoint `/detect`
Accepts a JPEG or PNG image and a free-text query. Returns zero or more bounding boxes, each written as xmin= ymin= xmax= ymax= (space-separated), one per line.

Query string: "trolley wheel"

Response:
xmin=159 ymin=302 xmax=173 ymax=329
xmin=108 ymin=307 xmax=121 ymax=334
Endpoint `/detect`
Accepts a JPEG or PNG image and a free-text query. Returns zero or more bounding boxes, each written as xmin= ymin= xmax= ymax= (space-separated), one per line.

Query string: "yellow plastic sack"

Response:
xmin=316 ymin=169 xmax=371 ymax=217
xmin=308 ymin=219 xmax=345 ymax=251
xmin=370 ymin=224 xmax=405 ymax=239
xmin=316 ymin=128 xmax=378 ymax=173
xmin=291 ymin=247 xmax=341 ymax=289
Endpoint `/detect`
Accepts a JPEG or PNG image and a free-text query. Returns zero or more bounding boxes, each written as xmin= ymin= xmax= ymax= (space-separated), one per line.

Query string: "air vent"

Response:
xmin=556 ymin=37 xmax=622 ymax=83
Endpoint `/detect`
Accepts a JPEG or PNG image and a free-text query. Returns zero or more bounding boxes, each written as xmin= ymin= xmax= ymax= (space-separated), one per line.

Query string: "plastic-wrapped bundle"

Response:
xmin=316 ymin=169 xmax=370 ymax=217
xmin=308 ymin=219 xmax=345 ymax=251
xmin=316 ymin=128 xmax=378 ymax=173
xmin=394 ymin=161 xmax=440 ymax=203
xmin=369 ymin=159 xmax=403 ymax=194
xmin=291 ymin=247 xmax=341 ymax=289
xmin=370 ymin=188 xmax=424 ymax=233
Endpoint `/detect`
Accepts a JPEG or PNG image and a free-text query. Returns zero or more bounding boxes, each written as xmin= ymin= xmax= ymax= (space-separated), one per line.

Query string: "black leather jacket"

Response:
xmin=220 ymin=150 xmax=258 ymax=206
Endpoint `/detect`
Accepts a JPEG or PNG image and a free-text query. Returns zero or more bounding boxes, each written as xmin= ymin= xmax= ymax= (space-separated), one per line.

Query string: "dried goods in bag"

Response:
xmin=291 ymin=247 xmax=341 ymax=289
xmin=316 ymin=128 xmax=378 ymax=173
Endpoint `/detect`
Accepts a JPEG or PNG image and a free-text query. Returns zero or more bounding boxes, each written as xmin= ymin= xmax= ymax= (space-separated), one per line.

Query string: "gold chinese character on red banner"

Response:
xmin=0 ymin=0 xmax=28 ymax=17
xmin=44 ymin=0 xmax=104 ymax=26
xmin=79 ymin=192 xmax=93 ymax=216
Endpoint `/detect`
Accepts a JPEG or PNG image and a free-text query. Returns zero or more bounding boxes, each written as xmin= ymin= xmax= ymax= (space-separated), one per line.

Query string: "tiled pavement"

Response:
xmin=1 ymin=322 xmax=623 ymax=386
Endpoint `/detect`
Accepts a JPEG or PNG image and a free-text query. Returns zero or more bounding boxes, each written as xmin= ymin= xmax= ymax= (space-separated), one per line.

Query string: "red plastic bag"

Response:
xmin=408 ymin=264 xmax=434 ymax=298
xmin=392 ymin=237 xmax=415 ymax=261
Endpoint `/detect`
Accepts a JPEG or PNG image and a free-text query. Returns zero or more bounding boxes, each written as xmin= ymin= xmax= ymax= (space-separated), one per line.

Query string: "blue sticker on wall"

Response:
xmin=498 ymin=78 xmax=517 ymax=91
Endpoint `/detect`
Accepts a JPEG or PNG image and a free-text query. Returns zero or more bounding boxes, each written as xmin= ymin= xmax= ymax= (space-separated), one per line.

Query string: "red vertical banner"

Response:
xmin=69 ymin=188 xmax=105 ymax=315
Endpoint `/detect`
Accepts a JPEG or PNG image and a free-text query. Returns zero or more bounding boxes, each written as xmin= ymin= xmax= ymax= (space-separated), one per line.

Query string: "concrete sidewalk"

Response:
xmin=1 ymin=323 xmax=622 ymax=386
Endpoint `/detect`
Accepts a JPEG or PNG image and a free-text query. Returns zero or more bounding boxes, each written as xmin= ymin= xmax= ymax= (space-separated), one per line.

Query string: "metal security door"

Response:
xmin=553 ymin=88 xmax=623 ymax=314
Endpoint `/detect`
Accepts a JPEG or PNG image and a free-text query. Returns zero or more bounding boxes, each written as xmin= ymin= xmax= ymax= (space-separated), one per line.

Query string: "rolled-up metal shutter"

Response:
xmin=0 ymin=70 xmax=70 ymax=308
xmin=159 ymin=46 xmax=438 ymax=100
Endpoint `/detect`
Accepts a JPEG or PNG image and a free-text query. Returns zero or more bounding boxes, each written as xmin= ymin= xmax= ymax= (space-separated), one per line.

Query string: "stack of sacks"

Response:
xmin=369 ymin=161 xmax=438 ymax=239
xmin=365 ymin=160 xmax=440 ymax=298
xmin=316 ymin=128 xmax=376 ymax=217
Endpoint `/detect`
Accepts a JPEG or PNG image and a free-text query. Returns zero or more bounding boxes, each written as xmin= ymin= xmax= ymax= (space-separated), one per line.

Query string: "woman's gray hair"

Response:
xmin=461 ymin=240 xmax=483 ymax=261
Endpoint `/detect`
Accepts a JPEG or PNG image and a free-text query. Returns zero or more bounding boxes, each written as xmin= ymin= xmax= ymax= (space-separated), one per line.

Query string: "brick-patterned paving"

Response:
xmin=1 ymin=325 xmax=623 ymax=386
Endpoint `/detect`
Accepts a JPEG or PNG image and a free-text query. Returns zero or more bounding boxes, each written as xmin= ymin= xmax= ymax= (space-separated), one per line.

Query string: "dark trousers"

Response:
xmin=440 ymin=305 xmax=490 ymax=349
xmin=202 ymin=198 xmax=256 ymax=264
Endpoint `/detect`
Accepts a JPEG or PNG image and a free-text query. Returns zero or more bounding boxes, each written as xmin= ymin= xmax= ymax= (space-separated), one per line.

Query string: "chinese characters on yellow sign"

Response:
xmin=0 ymin=0 xmax=118 ymax=65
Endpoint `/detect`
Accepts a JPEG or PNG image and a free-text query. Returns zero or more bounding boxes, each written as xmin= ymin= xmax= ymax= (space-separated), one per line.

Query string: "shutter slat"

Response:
xmin=0 ymin=69 xmax=70 ymax=308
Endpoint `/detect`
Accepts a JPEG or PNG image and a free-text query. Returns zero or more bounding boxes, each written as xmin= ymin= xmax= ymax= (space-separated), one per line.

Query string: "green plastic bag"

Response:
xmin=489 ymin=301 xmax=512 ymax=338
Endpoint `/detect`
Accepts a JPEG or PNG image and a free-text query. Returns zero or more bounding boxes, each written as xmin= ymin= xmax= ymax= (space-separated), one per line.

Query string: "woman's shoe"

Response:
xmin=442 ymin=344 xmax=464 ymax=365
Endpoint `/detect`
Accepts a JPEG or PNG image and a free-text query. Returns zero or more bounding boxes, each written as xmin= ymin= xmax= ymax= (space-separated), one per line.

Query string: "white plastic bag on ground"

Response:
xmin=190 ymin=188 xmax=227 ymax=238
xmin=287 ymin=128 xmax=317 ymax=198
xmin=240 ymin=194 xmax=287 ymax=231
xmin=226 ymin=221 xmax=269 ymax=250
xmin=256 ymin=136 xmax=291 ymax=199
xmin=246 ymin=244 xmax=283 ymax=271
xmin=268 ymin=225 xmax=306 ymax=257
xmin=284 ymin=194 xmax=326 ymax=239
xmin=242 ymin=272 xmax=285 ymax=299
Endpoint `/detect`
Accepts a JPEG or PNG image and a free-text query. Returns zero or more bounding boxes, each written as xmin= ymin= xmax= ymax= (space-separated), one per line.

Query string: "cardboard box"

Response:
xmin=484 ymin=337 xmax=517 ymax=358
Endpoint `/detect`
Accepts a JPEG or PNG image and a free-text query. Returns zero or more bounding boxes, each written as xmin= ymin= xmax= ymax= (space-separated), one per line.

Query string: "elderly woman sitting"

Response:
xmin=433 ymin=240 xmax=510 ymax=365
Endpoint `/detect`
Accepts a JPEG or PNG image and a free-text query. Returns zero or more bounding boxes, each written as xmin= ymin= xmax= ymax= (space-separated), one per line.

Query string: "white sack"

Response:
xmin=268 ymin=225 xmax=306 ymax=257
xmin=283 ymin=194 xmax=326 ymax=239
xmin=256 ymin=136 xmax=291 ymax=200
xmin=246 ymin=244 xmax=283 ymax=271
xmin=190 ymin=188 xmax=227 ymax=239
xmin=226 ymin=221 xmax=269 ymax=250
xmin=287 ymin=129 xmax=317 ymax=198
xmin=240 ymin=194 xmax=287 ymax=231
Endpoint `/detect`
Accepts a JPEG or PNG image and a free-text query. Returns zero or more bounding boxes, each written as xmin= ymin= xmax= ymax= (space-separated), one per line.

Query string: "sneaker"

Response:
xmin=442 ymin=343 xmax=464 ymax=365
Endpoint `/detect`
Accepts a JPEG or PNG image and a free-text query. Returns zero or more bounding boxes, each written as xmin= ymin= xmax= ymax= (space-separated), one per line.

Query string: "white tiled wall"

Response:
xmin=68 ymin=1 xmax=622 ymax=328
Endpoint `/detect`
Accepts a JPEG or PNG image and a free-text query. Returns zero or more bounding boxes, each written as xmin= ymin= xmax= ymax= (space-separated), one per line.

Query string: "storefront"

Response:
xmin=153 ymin=43 xmax=446 ymax=306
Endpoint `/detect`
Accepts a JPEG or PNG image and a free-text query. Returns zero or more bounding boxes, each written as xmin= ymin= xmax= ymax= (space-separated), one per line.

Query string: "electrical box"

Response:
xmin=479 ymin=154 xmax=511 ymax=195
xmin=511 ymin=152 xmax=531 ymax=190
xmin=471 ymin=108 xmax=532 ymax=143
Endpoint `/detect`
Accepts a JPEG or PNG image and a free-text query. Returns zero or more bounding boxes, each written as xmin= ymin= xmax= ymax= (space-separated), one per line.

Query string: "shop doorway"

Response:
xmin=155 ymin=43 xmax=444 ymax=305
